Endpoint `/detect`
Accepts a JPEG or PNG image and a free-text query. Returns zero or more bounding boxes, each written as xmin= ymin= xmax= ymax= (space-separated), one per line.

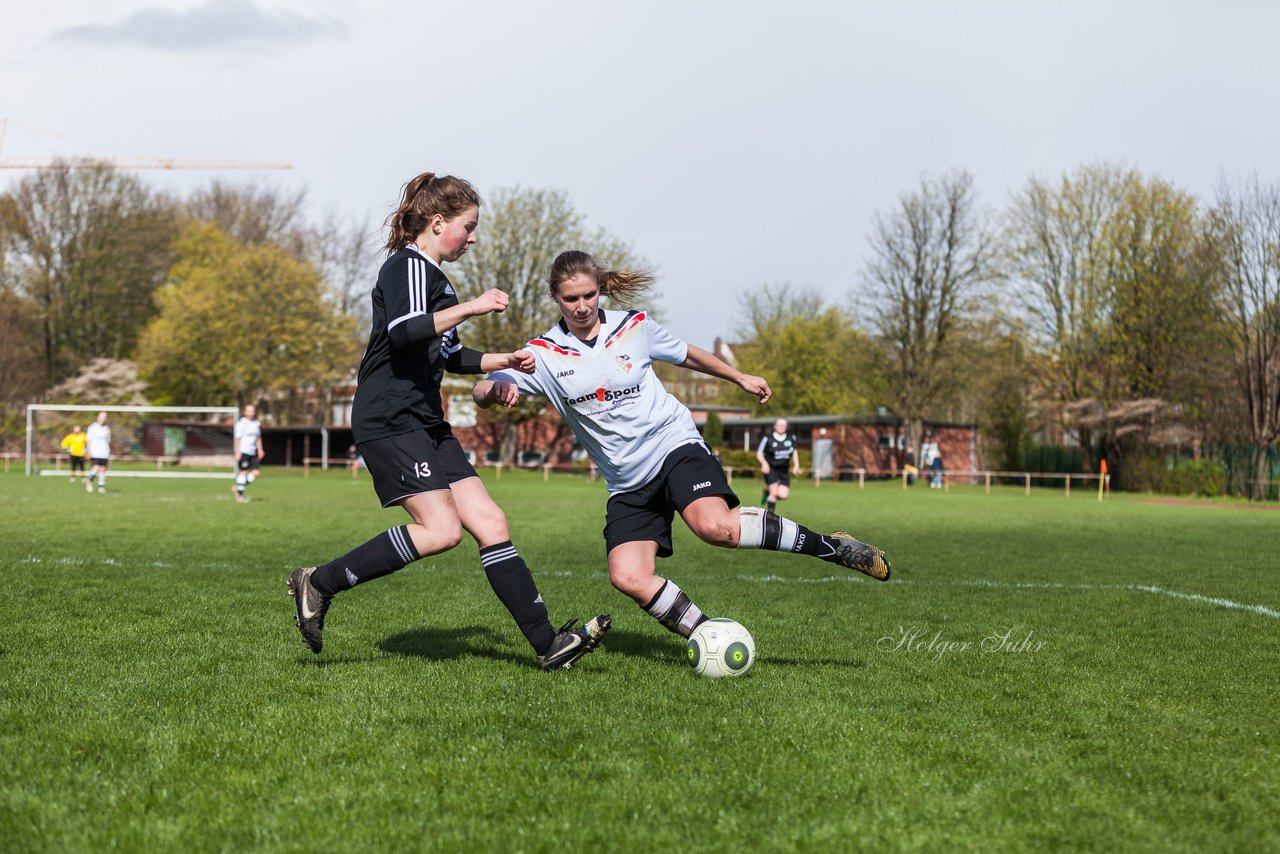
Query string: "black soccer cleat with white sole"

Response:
xmin=287 ymin=566 xmax=332 ymax=653
xmin=830 ymin=532 xmax=891 ymax=581
xmin=538 ymin=614 xmax=611 ymax=671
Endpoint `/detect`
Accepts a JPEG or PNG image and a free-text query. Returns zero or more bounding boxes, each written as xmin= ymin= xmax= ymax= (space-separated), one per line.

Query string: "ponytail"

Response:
xmin=547 ymin=250 xmax=655 ymax=306
xmin=384 ymin=172 xmax=481 ymax=253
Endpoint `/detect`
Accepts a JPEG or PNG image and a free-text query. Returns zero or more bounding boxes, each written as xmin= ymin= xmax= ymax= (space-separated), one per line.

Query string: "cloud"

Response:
xmin=51 ymin=0 xmax=345 ymax=51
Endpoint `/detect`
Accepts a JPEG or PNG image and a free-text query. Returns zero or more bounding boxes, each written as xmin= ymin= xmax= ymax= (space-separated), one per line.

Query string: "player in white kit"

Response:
xmin=475 ymin=250 xmax=890 ymax=645
xmin=86 ymin=411 xmax=111 ymax=494
xmin=232 ymin=404 xmax=265 ymax=503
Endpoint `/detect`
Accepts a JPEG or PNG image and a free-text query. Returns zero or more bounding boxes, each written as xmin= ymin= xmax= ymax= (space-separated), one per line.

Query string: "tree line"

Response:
xmin=2 ymin=162 xmax=1277 ymax=496
xmin=728 ymin=166 xmax=1279 ymax=497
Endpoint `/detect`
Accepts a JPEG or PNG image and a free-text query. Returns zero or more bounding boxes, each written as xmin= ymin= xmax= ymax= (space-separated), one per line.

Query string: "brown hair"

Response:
xmin=546 ymin=250 xmax=654 ymax=306
xmin=384 ymin=172 xmax=481 ymax=253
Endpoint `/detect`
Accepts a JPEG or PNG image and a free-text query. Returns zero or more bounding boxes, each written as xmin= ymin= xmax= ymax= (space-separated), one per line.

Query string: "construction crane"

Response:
xmin=0 ymin=118 xmax=291 ymax=170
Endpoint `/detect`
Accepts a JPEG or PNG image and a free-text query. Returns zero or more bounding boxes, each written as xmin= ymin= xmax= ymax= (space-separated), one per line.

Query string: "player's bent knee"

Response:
xmin=687 ymin=510 xmax=739 ymax=548
xmin=693 ymin=522 xmax=738 ymax=548
xmin=480 ymin=509 xmax=510 ymax=541
xmin=609 ymin=564 xmax=651 ymax=596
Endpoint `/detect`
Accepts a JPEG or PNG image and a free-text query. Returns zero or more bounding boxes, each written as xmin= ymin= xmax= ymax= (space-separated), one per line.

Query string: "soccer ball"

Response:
xmin=686 ymin=618 xmax=755 ymax=678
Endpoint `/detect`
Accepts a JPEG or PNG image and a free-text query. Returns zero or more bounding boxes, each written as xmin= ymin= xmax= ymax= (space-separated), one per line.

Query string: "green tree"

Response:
xmin=732 ymin=284 xmax=880 ymax=416
xmin=447 ymin=186 xmax=649 ymax=464
xmin=1102 ymin=176 xmax=1219 ymax=405
xmin=1005 ymin=164 xmax=1128 ymax=452
xmin=703 ymin=410 xmax=725 ymax=451
xmin=137 ymin=224 xmax=358 ymax=418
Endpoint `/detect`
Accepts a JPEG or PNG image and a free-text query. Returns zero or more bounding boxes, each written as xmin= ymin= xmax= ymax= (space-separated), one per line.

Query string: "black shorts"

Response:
xmin=359 ymin=425 xmax=477 ymax=508
xmin=604 ymin=442 xmax=740 ymax=559
xmin=237 ymin=453 xmax=260 ymax=471
xmin=69 ymin=455 xmax=86 ymax=472
xmin=765 ymin=469 xmax=791 ymax=488
xmin=90 ymin=457 xmax=109 ymax=469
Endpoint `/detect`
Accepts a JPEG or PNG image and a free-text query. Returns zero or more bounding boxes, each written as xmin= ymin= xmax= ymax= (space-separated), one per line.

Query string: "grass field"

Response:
xmin=2 ymin=468 xmax=1278 ymax=852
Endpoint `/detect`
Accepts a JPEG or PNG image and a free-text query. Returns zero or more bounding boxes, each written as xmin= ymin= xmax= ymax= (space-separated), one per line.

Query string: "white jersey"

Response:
xmin=86 ymin=422 xmax=110 ymax=459
xmin=491 ymin=309 xmax=703 ymax=493
xmin=921 ymin=441 xmax=939 ymax=466
xmin=234 ymin=417 xmax=262 ymax=455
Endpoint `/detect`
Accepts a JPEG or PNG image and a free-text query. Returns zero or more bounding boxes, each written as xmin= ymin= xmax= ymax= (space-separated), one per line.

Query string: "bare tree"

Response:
xmin=0 ymin=163 xmax=181 ymax=385
xmin=187 ymin=179 xmax=307 ymax=250
xmin=863 ymin=169 xmax=995 ymax=455
xmin=1209 ymin=173 xmax=1280 ymax=496
xmin=301 ymin=208 xmax=380 ymax=329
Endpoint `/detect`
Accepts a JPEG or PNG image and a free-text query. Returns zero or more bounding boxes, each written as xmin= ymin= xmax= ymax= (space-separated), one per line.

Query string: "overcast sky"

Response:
xmin=5 ymin=0 xmax=1279 ymax=345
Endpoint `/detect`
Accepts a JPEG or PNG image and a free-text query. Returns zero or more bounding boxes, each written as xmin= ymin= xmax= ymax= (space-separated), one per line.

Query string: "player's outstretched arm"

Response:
xmin=432 ymin=288 xmax=511 ymax=337
xmin=478 ymin=350 xmax=535 ymax=374
xmin=681 ymin=344 xmax=772 ymax=404
xmin=473 ymin=379 xmax=521 ymax=409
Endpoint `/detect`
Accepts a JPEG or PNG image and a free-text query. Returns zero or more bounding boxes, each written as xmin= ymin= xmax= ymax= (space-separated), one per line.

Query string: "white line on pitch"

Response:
xmin=724 ymin=574 xmax=1280 ymax=619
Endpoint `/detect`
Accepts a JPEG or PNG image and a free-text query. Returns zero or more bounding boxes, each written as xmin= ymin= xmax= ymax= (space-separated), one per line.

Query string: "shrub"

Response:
xmin=1132 ymin=455 xmax=1227 ymax=497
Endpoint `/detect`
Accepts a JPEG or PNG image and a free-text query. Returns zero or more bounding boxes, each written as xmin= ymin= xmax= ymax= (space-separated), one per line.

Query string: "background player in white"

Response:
xmin=85 ymin=411 xmax=110 ymax=494
xmin=757 ymin=417 xmax=800 ymax=514
xmin=287 ymin=173 xmax=608 ymax=670
xmin=232 ymin=404 xmax=265 ymax=503
xmin=474 ymin=250 xmax=890 ymax=647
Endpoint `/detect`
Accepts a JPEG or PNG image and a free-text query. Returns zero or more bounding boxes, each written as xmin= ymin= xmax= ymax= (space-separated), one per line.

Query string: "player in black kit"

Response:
xmin=286 ymin=172 xmax=609 ymax=670
xmin=757 ymin=417 xmax=800 ymax=514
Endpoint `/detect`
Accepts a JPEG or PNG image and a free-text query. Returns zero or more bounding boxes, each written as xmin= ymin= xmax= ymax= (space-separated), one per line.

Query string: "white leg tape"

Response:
xmin=738 ymin=506 xmax=765 ymax=549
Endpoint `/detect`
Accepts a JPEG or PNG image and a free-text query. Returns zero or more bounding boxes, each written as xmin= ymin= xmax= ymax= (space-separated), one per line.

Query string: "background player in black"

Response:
xmin=287 ymin=172 xmax=608 ymax=670
xmin=757 ymin=417 xmax=800 ymax=514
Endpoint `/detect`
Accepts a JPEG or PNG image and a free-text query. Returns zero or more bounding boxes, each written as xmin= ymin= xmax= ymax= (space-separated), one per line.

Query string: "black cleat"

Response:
xmin=538 ymin=615 xmax=611 ymax=671
xmin=830 ymin=532 xmax=891 ymax=581
xmin=286 ymin=566 xmax=332 ymax=653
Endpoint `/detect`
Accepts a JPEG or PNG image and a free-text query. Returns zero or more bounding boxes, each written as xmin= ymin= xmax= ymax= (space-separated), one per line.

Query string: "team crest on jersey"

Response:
xmin=615 ymin=354 xmax=633 ymax=374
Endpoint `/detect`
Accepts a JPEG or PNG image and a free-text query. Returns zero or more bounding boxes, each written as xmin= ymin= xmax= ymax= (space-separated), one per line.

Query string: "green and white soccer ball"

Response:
xmin=686 ymin=618 xmax=756 ymax=678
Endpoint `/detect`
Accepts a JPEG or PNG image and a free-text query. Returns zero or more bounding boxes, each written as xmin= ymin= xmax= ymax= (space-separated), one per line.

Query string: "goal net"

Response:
xmin=26 ymin=404 xmax=240 ymax=478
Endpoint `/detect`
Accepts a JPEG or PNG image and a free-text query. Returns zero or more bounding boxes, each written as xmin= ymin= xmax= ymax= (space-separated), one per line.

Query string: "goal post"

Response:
xmin=26 ymin=404 xmax=240 ymax=478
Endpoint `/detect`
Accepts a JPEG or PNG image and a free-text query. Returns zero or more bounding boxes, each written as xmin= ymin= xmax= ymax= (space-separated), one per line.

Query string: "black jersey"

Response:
xmin=758 ymin=431 xmax=798 ymax=466
xmin=352 ymin=247 xmax=466 ymax=443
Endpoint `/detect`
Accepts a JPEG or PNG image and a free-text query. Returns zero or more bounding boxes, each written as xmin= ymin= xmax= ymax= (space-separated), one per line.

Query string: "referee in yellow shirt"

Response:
xmin=61 ymin=425 xmax=88 ymax=483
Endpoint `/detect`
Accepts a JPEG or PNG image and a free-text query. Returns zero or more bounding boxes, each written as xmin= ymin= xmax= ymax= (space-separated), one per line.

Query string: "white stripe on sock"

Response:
xmin=480 ymin=546 xmax=518 ymax=567
xmin=388 ymin=527 xmax=415 ymax=564
xmin=678 ymin=602 xmax=704 ymax=632
xmin=778 ymin=516 xmax=799 ymax=552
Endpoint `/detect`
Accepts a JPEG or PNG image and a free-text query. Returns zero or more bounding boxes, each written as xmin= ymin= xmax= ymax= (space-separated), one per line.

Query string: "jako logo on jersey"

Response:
xmin=691 ymin=481 xmax=712 ymax=491
xmin=564 ymin=382 xmax=642 ymax=406
xmin=555 ymin=369 xmax=575 ymax=378
xmin=615 ymin=354 xmax=633 ymax=373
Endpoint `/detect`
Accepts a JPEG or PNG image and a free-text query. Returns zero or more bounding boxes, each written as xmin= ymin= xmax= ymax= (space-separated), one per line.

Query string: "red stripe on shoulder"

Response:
xmin=530 ymin=338 xmax=581 ymax=358
xmin=604 ymin=312 xmax=646 ymax=349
